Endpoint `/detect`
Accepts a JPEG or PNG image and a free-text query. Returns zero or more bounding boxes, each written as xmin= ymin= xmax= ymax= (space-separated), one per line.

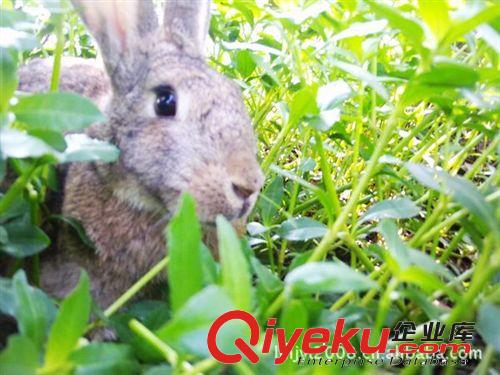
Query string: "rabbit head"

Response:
xmin=72 ymin=0 xmax=264 ymax=223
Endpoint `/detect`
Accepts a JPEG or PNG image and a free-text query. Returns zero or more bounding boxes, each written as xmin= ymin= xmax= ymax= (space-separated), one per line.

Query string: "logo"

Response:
xmin=207 ymin=310 xmax=475 ymax=365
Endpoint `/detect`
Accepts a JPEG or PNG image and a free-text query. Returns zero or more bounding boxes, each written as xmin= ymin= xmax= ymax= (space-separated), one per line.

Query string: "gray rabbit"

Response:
xmin=18 ymin=0 xmax=263 ymax=310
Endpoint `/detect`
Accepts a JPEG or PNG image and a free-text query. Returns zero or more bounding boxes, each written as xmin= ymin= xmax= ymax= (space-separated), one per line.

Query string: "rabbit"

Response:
xmin=17 ymin=0 xmax=264 ymax=312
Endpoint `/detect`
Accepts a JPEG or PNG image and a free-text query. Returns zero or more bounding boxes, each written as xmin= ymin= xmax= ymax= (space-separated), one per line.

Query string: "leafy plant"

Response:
xmin=1 ymin=0 xmax=499 ymax=374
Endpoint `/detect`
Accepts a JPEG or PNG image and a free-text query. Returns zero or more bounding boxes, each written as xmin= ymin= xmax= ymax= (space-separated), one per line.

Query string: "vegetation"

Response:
xmin=0 ymin=0 xmax=499 ymax=374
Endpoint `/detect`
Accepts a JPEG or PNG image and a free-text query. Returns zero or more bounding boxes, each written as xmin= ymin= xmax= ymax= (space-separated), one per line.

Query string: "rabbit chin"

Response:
xmin=112 ymin=181 xmax=251 ymax=225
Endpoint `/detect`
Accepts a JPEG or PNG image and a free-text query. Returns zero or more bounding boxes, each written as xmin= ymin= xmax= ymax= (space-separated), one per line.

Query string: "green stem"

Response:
xmin=104 ymin=256 xmax=169 ymax=317
xmin=50 ymin=14 xmax=64 ymax=92
xmin=308 ymin=104 xmax=403 ymax=263
xmin=129 ymin=319 xmax=181 ymax=367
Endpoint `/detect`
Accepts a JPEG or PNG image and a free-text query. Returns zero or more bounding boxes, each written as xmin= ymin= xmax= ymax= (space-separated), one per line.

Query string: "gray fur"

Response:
xmin=18 ymin=0 xmax=263 ymax=310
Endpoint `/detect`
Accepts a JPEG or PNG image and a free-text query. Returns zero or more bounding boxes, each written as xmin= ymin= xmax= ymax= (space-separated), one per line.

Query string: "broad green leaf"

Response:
xmin=235 ymin=50 xmax=256 ymax=78
xmin=44 ymin=271 xmax=91 ymax=370
xmin=477 ymin=303 xmax=500 ymax=352
xmin=144 ymin=365 xmax=172 ymax=375
xmin=1 ymin=222 xmax=51 ymax=257
xmin=0 ymin=335 xmax=38 ymax=375
xmin=277 ymin=217 xmax=327 ymax=241
xmin=0 ymin=9 xmax=34 ymax=29
xmin=378 ymin=220 xmax=451 ymax=279
xmin=13 ymin=270 xmax=56 ymax=351
xmin=332 ymin=20 xmax=388 ymax=41
xmin=28 ymin=128 xmax=67 ymax=152
xmin=333 ymin=60 xmax=389 ymax=100
xmin=74 ymin=361 xmax=139 ymax=375
xmin=359 ymin=198 xmax=420 ymax=224
xmin=416 ymin=60 xmax=479 ymax=88
xmin=438 ymin=5 xmax=500 ymax=51
xmin=405 ymin=163 xmax=498 ymax=235
xmin=257 ymin=175 xmax=283 ymax=224
xmin=0 ymin=48 xmax=17 ymax=111
xmin=288 ymin=86 xmax=319 ymax=125
xmin=60 ymin=134 xmax=119 ymax=163
xmin=0 ymin=277 xmax=16 ymax=316
xmin=0 ymin=128 xmax=57 ymax=159
xmin=477 ymin=25 xmax=500 ymax=54
xmin=70 ymin=343 xmax=139 ymax=375
xmin=200 ymin=243 xmax=218 ymax=285
xmin=397 ymin=266 xmax=447 ymax=294
xmin=167 ymin=194 xmax=203 ymax=312
xmin=156 ymin=286 xmax=242 ymax=357
xmin=317 ymin=80 xmax=352 ymax=110
xmin=216 ymin=216 xmax=252 ymax=311
xmin=251 ymin=257 xmax=282 ymax=294
xmin=279 ymin=299 xmax=308 ymax=371
xmin=13 ymin=92 xmax=104 ymax=132
xmin=368 ymin=2 xmax=425 ymax=47
xmin=0 ymin=27 xmax=38 ymax=51
xmin=70 ymin=343 xmax=132 ymax=364
xmin=377 ymin=220 xmax=411 ymax=269
xmin=285 ymin=262 xmax=377 ymax=296
xmin=418 ymin=0 xmax=450 ymax=41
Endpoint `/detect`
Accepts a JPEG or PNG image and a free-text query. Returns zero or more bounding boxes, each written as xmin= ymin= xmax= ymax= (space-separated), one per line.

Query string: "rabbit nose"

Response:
xmin=232 ymin=182 xmax=255 ymax=200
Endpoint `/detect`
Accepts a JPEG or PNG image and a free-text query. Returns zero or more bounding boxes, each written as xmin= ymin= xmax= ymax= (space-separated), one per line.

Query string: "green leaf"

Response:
xmin=60 ymin=134 xmax=120 ymax=163
xmin=28 ymin=128 xmax=67 ymax=152
xmin=285 ymin=262 xmax=377 ymax=296
xmin=368 ymin=2 xmax=425 ymax=48
xmin=332 ymin=60 xmax=389 ymax=100
xmin=167 ymin=194 xmax=203 ymax=312
xmin=418 ymin=0 xmax=450 ymax=41
xmin=13 ymin=270 xmax=56 ymax=351
xmin=277 ymin=217 xmax=327 ymax=241
xmin=257 ymin=176 xmax=283 ymax=225
xmin=332 ymin=20 xmax=388 ymax=41
xmin=144 ymin=365 xmax=172 ymax=375
xmin=0 ymin=27 xmax=38 ymax=51
xmin=70 ymin=343 xmax=139 ymax=375
xmin=0 ymin=335 xmax=38 ymax=375
xmin=438 ymin=5 xmax=500 ymax=51
xmin=416 ymin=60 xmax=479 ymax=88
xmin=477 ymin=303 xmax=500 ymax=352
xmin=156 ymin=286 xmax=239 ymax=357
xmin=0 ymin=277 xmax=16 ymax=316
xmin=13 ymin=93 xmax=105 ymax=132
xmin=235 ymin=50 xmax=256 ymax=78
xmin=1 ymin=222 xmax=51 ymax=257
xmin=279 ymin=299 xmax=308 ymax=371
xmin=216 ymin=216 xmax=252 ymax=311
xmin=288 ymin=86 xmax=319 ymax=125
xmin=359 ymin=198 xmax=420 ymax=224
xmin=0 ymin=48 xmax=17 ymax=111
xmin=405 ymin=163 xmax=498 ymax=235
xmin=378 ymin=220 xmax=451 ymax=279
xmin=317 ymin=80 xmax=352 ymax=110
xmin=0 ymin=128 xmax=57 ymax=159
xmin=44 ymin=271 xmax=91 ymax=370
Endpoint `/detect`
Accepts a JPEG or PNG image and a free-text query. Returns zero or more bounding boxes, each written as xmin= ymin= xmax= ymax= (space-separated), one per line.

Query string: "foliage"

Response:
xmin=1 ymin=0 xmax=499 ymax=374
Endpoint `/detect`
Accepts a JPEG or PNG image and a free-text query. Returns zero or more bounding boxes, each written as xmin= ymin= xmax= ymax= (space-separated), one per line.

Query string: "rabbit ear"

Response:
xmin=71 ymin=0 xmax=158 ymax=93
xmin=163 ymin=0 xmax=211 ymax=57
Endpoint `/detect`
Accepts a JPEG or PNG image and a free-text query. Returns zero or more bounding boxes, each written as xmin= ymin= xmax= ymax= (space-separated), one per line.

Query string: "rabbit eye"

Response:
xmin=154 ymin=86 xmax=177 ymax=117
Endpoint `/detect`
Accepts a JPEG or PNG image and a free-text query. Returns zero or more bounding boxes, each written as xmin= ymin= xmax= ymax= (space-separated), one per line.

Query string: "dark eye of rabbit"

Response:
xmin=154 ymin=86 xmax=177 ymax=117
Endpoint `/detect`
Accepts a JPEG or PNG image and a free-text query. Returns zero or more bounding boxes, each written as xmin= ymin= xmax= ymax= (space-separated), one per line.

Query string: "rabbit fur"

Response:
xmin=18 ymin=0 xmax=263 ymax=309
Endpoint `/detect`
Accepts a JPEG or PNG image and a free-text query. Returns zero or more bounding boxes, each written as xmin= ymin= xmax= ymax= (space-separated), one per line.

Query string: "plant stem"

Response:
xmin=104 ymin=256 xmax=169 ymax=317
xmin=308 ymin=104 xmax=403 ymax=263
xmin=50 ymin=14 xmax=64 ymax=92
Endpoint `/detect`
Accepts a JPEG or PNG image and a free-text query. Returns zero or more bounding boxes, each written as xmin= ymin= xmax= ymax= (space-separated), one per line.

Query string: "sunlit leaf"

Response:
xmin=167 ymin=194 xmax=203 ymax=313
xmin=285 ymin=262 xmax=377 ymax=296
